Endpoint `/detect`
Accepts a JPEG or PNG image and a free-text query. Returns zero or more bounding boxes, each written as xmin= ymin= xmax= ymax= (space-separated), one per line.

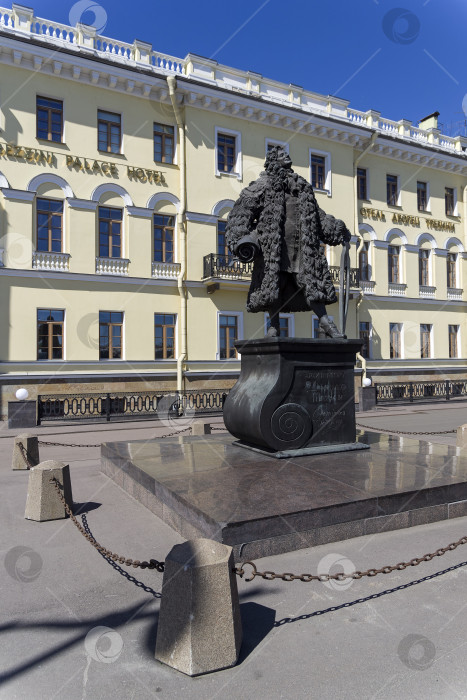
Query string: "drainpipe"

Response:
xmin=353 ymin=131 xmax=378 ymax=382
xmin=167 ymin=76 xmax=187 ymax=394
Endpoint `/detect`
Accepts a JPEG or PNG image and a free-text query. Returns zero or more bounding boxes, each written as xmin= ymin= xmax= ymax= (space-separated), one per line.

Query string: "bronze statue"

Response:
xmin=225 ymin=146 xmax=351 ymax=337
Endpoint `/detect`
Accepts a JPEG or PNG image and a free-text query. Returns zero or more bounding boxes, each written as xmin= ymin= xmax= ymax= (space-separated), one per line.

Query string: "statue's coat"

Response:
xmin=226 ymin=170 xmax=351 ymax=313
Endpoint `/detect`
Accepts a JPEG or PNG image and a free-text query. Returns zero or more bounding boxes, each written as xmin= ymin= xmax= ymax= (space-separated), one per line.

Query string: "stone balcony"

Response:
xmin=388 ymin=283 xmax=407 ymax=297
xmin=419 ymin=285 xmax=436 ymax=299
xmin=152 ymin=261 xmax=181 ymax=279
xmin=447 ymin=288 xmax=463 ymax=302
xmin=33 ymin=251 xmax=70 ymax=271
xmin=96 ymin=257 xmax=130 ymax=276
xmin=361 ymin=280 xmax=376 ymax=295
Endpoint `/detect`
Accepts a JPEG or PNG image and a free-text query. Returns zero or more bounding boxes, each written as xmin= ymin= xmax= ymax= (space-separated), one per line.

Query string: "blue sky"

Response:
xmin=10 ymin=0 xmax=467 ymax=134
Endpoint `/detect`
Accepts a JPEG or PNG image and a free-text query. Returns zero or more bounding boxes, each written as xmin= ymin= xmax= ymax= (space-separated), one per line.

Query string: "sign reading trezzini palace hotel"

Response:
xmin=0 ymin=141 xmax=166 ymax=185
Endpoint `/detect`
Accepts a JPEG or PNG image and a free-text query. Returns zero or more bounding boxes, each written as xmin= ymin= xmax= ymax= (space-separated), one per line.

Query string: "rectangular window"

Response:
xmin=388 ymin=245 xmax=400 ymax=284
xmin=99 ymin=207 xmax=122 ymax=258
xmin=387 ymin=174 xmax=398 ymax=206
xmin=449 ymin=325 xmax=459 ymax=359
xmin=417 ymin=181 xmax=428 ymax=212
xmin=357 ymin=168 xmax=367 ymax=200
xmin=217 ymin=220 xmax=231 ymax=262
xmin=219 ymin=315 xmax=238 ymax=359
xmin=312 ymin=316 xmax=320 ymax=339
xmin=447 ymin=252 xmax=457 ymax=289
xmin=98 ymin=110 xmax=121 ymax=153
xmin=445 ymin=187 xmax=455 ymax=216
xmin=155 ymin=313 xmax=176 ymax=360
xmin=359 ymin=321 xmax=371 ymax=359
xmin=154 ymin=214 xmax=175 ymax=263
xmin=266 ymin=315 xmax=290 ymax=338
xmin=311 ymin=154 xmax=326 ymax=190
xmin=390 ymin=323 xmax=402 ymax=359
xmin=154 ymin=123 xmax=174 ymax=164
xmin=420 ymin=324 xmax=432 ymax=359
xmin=36 ymin=96 xmax=63 ymax=143
xmin=359 ymin=241 xmax=370 ymax=281
xmin=99 ymin=311 xmax=123 ymax=360
xmin=217 ymin=133 xmax=236 ymax=173
xmin=37 ymin=309 xmax=64 ymax=360
xmin=37 ymin=198 xmax=63 ymax=253
xmin=419 ymin=249 xmax=430 ymax=286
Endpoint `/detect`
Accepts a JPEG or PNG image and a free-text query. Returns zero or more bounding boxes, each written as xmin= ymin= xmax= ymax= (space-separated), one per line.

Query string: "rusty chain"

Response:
xmin=235 ymin=535 xmax=467 ymax=582
xmin=50 ymin=478 xmax=165 ymax=571
xmin=356 ymin=423 xmax=456 ymax=436
xmin=17 ymin=441 xmax=35 ymax=469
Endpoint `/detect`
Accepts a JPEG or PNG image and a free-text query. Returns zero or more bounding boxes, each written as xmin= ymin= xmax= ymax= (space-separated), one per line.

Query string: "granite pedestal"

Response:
xmin=223 ymin=338 xmax=368 ymax=456
xmin=101 ymin=432 xmax=467 ymax=561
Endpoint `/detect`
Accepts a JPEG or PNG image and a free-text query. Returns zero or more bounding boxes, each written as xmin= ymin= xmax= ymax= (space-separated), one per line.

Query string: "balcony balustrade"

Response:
xmin=447 ymin=288 xmax=463 ymax=301
xmin=419 ymin=285 xmax=436 ymax=299
xmin=96 ymin=257 xmax=130 ymax=276
xmin=152 ymin=261 xmax=181 ymax=279
xmin=388 ymin=283 xmax=407 ymax=297
xmin=33 ymin=251 xmax=70 ymax=271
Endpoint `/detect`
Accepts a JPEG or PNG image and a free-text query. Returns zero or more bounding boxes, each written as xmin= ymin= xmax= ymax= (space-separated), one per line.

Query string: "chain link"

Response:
xmin=356 ymin=423 xmax=456 ymax=436
xmin=36 ymin=426 xmax=192 ymax=449
xmin=235 ymin=535 xmax=467 ymax=583
xmin=50 ymin=478 xmax=165 ymax=571
xmin=17 ymin=441 xmax=35 ymax=469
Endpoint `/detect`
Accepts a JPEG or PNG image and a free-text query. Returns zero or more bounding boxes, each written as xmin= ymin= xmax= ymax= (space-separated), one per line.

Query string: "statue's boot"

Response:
xmin=318 ymin=315 xmax=346 ymax=339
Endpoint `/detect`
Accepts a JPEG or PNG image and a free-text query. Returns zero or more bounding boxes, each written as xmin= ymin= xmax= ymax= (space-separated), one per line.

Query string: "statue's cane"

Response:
xmin=339 ymin=241 xmax=350 ymax=336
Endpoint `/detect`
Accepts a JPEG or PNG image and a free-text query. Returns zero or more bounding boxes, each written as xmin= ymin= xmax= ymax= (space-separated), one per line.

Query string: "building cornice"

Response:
xmin=1 ymin=22 xmax=466 ymax=174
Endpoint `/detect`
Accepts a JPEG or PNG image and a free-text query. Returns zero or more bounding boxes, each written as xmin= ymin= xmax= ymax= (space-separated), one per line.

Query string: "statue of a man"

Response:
xmin=225 ymin=146 xmax=351 ymax=337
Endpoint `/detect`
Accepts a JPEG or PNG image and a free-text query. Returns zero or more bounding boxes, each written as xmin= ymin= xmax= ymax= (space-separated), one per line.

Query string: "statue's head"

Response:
xmin=264 ymin=145 xmax=292 ymax=172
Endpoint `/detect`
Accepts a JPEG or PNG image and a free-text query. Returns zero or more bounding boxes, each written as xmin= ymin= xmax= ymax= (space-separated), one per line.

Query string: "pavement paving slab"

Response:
xmin=2 ymin=405 xmax=467 ymax=699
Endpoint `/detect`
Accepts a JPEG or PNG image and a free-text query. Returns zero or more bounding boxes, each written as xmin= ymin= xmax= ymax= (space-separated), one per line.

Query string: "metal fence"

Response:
xmin=37 ymin=389 xmax=230 ymax=424
xmin=375 ymin=380 xmax=467 ymax=404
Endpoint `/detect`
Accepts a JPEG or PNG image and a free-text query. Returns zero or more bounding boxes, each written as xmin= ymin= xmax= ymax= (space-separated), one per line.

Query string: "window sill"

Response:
xmin=314 ymin=188 xmax=331 ymax=196
xmin=97 ymin=150 xmax=126 ymax=159
xmin=387 ymin=204 xmax=402 ymax=210
xmin=154 ymin=160 xmax=177 ymax=168
xmin=36 ymin=138 xmax=66 ymax=147
xmin=215 ymin=171 xmax=241 ymax=180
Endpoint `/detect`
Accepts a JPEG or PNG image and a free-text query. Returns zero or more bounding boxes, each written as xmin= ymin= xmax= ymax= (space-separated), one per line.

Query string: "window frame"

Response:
xmin=217 ymin=311 xmax=243 ymax=360
xmin=389 ymin=322 xmax=403 ymax=359
xmin=357 ymin=167 xmax=368 ymax=200
xmin=359 ymin=240 xmax=371 ymax=282
xmin=388 ymin=244 xmax=401 ymax=284
xmin=37 ymin=308 xmax=65 ymax=361
xmin=418 ymin=248 xmax=431 ymax=286
xmin=99 ymin=311 xmax=124 ymax=361
xmin=215 ymin=127 xmax=242 ymax=179
xmin=445 ymin=187 xmax=458 ymax=217
xmin=447 ymin=251 xmax=458 ymax=289
xmin=154 ymin=122 xmax=176 ymax=165
xmin=36 ymin=197 xmax=64 ymax=254
xmin=153 ymin=213 xmax=175 ymax=263
xmin=449 ymin=324 xmax=459 ymax=359
xmin=309 ymin=148 xmax=332 ymax=195
xmin=98 ymin=206 xmax=123 ymax=259
xmin=97 ymin=109 xmax=122 ymax=154
xmin=359 ymin=321 xmax=372 ymax=360
xmin=386 ymin=174 xmax=400 ymax=207
xmin=154 ymin=313 xmax=177 ymax=360
xmin=417 ymin=181 xmax=430 ymax=213
xmin=420 ymin=323 xmax=432 ymax=359
xmin=36 ymin=95 xmax=64 ymax=143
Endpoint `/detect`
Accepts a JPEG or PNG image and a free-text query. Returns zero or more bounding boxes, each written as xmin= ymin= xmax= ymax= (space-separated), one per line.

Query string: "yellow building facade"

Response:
xmin=0 ymin=4 xmax=466 ymax=416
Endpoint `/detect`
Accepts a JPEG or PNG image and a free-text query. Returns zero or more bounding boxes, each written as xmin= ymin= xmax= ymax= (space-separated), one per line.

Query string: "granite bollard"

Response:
xmin=191 ymin=421 xmax=212 ymax=436
xmin=24 ymin=460 xmax=73 ymax=521
xmin=155 ymin=538 xmax=242 ymax=676
xmin=457 ymin=424 xmax=467 ymax=449
xmin=12 ymin=433 xmax=39 ymax=470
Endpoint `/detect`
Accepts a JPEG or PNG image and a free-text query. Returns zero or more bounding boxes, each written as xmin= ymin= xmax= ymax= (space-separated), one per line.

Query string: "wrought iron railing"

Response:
xmin=375 ymin=380 xmax=467 ymax=404
xmin=203 ymin=253 xmax=359 ymax=286
xmin=37 ymin=389 xmax=230 ymax=423
xmin=203 ymin=254 xmax=254 ymax=280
